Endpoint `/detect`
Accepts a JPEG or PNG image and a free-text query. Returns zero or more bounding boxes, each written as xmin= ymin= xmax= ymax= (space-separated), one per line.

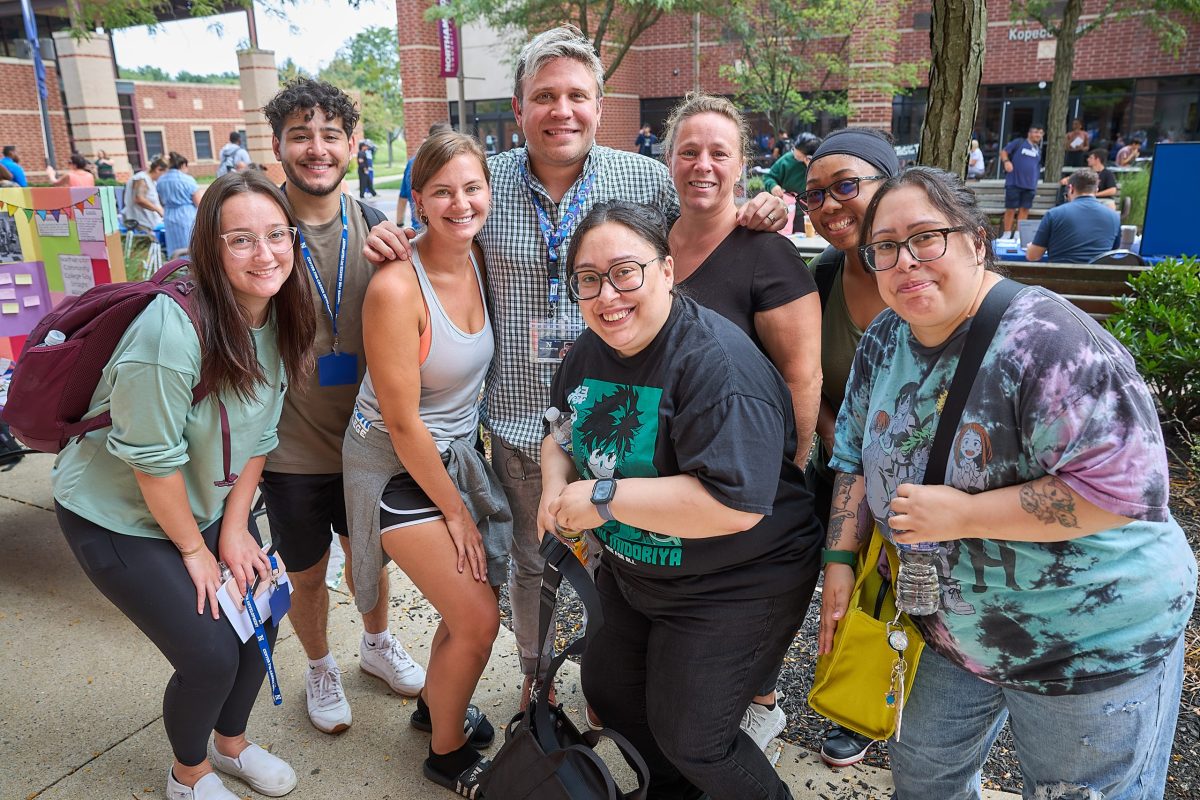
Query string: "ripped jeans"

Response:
xmin=889 ymin=636 xmax=1184 ymax=800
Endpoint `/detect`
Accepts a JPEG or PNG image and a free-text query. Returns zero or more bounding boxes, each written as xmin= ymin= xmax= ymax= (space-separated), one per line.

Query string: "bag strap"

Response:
xmin=582 ymin=728 xmax=651 ymax=800
xmin=530 ymin=536 xmax=604 ymax=752
xmin=924 ymin=278 xmax=1022 ymax=486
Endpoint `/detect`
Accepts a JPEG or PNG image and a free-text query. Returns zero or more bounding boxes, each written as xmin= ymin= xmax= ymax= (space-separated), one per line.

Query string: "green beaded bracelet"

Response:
xmin=821 ymin=548 xmax=858 ymax=566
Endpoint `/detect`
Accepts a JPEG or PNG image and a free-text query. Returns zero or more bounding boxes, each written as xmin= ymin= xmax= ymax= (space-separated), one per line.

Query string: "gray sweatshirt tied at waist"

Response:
xmin=343 ymin=420 xmax=512 ymax=614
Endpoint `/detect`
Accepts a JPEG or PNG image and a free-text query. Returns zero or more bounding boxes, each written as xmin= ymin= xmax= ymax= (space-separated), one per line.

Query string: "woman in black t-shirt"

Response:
xmin=539 ymin=200 xmax=821 ymax=800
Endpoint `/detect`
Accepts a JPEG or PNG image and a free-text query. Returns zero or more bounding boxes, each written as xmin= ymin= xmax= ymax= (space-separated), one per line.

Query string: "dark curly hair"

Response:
xmin=262 ymin=78 xmax=359 ymax=140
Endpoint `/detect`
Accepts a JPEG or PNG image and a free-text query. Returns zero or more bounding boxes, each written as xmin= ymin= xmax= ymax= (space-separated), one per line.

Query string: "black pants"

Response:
xmin=57 ymin=503 xmax=277 ymax=766
xmin=358 ymin=169 xmax=375 ymax=197
xmin=582 ymin=561 xmax=813 ymax=800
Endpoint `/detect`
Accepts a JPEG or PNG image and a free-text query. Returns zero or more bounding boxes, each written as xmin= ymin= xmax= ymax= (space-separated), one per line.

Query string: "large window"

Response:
xmin=143 ymin=129 xmax=165 ymax=161
xmin=193 ymin=129 xmax=213 ymax=161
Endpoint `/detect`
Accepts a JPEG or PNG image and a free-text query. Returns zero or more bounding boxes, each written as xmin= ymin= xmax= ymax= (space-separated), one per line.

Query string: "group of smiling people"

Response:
xmin=50 ymin=55 xmax=1192 ymax=800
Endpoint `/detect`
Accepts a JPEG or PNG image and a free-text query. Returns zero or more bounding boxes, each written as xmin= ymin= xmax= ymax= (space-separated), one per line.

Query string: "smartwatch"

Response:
xmin=591 ymin=478 xmax=617 ymax=522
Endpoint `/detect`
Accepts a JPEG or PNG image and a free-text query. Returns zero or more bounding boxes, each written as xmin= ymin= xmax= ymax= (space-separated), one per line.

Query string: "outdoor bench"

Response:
xmin=1003 ymin=261 xmax=1147 ymax=320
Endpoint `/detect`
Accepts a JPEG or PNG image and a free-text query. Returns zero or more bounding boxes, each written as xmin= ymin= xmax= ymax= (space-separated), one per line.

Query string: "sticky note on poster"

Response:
xmin=1 ymin=302 xmax=17 ymax=314
xmin=14 ymin=273 xmax=31 ymax=285
xmin=59 ymin=254 xmax=95 ymax=295
xmin=36 ymin=215 xmax=71 ymax=238
xmin=75 ymin=208 xmax=105 ymax=242
xmin=0 ymin=288 xmax=14 ymax=300
xmin=0 ymin=273 xmax=10 ymax=285
xmin=23 ymin=295 xmax=39 ymax=307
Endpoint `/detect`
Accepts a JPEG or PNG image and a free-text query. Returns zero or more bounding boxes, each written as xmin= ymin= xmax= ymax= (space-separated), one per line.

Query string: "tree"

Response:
xmin=431 ymin=0 xmax=711 ymax=81
xmin=67 ymin=0 xmax=369 ymax=37
xmin=175 ymin=70 xmax=240 ymax=84
xmin=1017 ymin=0 xmax=1200 ymax=181
xmin=917 ymin=0 xmax=987 ymax=174
xmin=318 ymin=27 xmax=404 ymax=148
xmin=719 ymin=0 xmax=922 ymax=137
xmin=276 ymin=57 xmax=311 ymax=86
xmin=117 ymin=64 xmax=171 ymax=81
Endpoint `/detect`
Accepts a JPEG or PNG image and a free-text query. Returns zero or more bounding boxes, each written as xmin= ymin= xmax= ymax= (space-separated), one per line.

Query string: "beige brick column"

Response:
xmin=52 ymin=31 xmax=132 ymax=179
xmin=237 ymin=48 xmax=283 ymax=182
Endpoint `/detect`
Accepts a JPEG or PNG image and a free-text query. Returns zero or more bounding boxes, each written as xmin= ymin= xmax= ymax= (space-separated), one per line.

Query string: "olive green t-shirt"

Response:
xmin=266 ymin=195 xmax=374 ymax=474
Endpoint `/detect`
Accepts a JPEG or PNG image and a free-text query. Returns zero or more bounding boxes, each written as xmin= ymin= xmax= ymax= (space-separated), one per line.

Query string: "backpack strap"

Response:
xmin=355 ymin=197 xmax=386 ymax=230
xmin=810 ymin=245 xmax=844 ymax=311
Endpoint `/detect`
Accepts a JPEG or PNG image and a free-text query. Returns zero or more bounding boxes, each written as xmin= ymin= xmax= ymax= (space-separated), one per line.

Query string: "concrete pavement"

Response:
xmin=0 ymin=454 xmax=1014 ymax=800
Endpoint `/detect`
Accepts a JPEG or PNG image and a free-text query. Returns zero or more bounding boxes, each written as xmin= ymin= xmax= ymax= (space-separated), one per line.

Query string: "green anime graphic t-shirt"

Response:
xmin=549 ymin=296 xmax=821 ymax=598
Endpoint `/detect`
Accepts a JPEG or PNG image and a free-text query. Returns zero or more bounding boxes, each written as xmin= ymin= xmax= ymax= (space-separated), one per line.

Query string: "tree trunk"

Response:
xmin=918 ymin=0 xmax=986 ymax=175
xmin=1042 ymin=0 xmax=1084 ymax=183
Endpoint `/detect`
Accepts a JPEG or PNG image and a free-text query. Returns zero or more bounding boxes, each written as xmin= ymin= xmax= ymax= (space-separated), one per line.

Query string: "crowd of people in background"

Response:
xmin=33 ymin=23 xmax=1193 ymax=800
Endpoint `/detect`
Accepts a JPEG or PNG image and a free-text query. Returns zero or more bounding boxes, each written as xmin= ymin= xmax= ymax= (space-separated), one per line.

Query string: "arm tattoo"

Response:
xmin=826 ymin=474 xmax=870 ymax=551
xmin=1019 ymin=476 xmax=1079 ymax=528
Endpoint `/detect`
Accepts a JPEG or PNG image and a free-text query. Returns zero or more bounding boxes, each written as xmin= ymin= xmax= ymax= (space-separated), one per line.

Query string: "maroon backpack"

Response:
xmin=1 ymin=260 xmax=211 ymax=453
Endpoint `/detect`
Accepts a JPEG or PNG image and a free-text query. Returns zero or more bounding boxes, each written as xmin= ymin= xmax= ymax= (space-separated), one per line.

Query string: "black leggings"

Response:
xmin=56 ymin=503 xmax=277 ymax=766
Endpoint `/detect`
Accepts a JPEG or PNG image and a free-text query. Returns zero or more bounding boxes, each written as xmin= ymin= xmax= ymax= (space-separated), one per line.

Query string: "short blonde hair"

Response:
xmin=662 ymin=92 xmax=752 ymax=164
xmin=410 ymin=131 xmax=491 ymax=193
xmin=514 ymin=25 xmax=605 ymax=106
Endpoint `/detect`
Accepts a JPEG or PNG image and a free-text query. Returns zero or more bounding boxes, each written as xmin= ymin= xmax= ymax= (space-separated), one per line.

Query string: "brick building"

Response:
xmin=120 ymin=80 xmax=246 ymax=178
xmin=397 ymin=0 xmax=1200 ymax=171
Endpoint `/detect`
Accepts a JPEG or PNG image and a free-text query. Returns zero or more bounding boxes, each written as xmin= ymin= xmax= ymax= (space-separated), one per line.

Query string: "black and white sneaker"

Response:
xmin=423 ymin=753 xmax=489 ymax=798
xmin=819 ymin=725 xmax=874 ymax=767
xmin=411 ymin=700 xmax=495 ymax=747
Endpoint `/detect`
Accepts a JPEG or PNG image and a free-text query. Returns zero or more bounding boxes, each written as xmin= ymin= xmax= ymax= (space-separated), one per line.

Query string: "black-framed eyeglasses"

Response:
xmin=568 ymin=257 xmax=661 ymax=300
xmin=797 ymin=176 xmax=888 ymax=212
xmin=219 ymin=227 xmax=298 ymax=257
xmin=859 ymin=227 xmax=968 ymax=272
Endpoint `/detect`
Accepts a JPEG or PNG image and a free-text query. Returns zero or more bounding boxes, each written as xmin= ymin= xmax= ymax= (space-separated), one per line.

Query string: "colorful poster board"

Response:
xmin=0 ymin=186 xmax=126 ymax=361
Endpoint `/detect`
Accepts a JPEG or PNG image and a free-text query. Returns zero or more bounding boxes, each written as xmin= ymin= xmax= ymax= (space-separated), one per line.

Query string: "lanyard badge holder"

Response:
xmin=244 ymin=554 xmax=287 ymax=706
xmin=523 ymin=160 xmax=590 ymax=364
xmin=299 ymin=194 xmax=358 ymax=386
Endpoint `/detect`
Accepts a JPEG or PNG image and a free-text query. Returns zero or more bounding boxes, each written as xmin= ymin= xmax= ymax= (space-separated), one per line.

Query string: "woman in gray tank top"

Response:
xmin=342 ymin=131 xmax=510 ymax=797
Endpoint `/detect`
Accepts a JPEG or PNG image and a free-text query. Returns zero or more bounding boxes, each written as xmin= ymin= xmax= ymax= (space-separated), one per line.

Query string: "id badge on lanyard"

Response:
xmin=298 ymin=195 xmax=360 ymax=386
xmin=522 ymin=162 xmax=592 ymax=363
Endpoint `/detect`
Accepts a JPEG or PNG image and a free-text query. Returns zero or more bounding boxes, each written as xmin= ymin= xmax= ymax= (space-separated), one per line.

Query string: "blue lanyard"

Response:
xmin=520 ymin=159 xmax=595 ymax=314
xmin=297 ymin=194 xmax=349 ymax=352
xmin=245 ymin=555 xmax=282 ymax=706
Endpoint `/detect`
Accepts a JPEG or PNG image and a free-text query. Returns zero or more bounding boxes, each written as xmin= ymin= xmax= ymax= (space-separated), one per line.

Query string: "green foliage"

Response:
xmin=719 ymin=0 xmax=922 ymax=135
xmin=277 ymin=58 xmax=311 ymax=85
xmin=1116 ymin=168 xmax=1149 ymax=230
xmin=317 ymin=27 xmax=403 ymax=145
xmin=745 ymin=175 xmax=765 ymax=195
xmin=1105 ymin=256 xmax=1200 ymax=427
xmin=430 ymin=0 xmax=710 ymax=82
xmin=119 ymin=65 xmax=239 ymax=84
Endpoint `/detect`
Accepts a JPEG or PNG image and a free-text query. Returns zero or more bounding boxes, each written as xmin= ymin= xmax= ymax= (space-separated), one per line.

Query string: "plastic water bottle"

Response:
xmin=894 ymin=544 xmax=941 ymax=616
xmin=38 ymin=330 xmax=66 ymax=347
xmin=545 ymin=407 xmax=573 ymax=455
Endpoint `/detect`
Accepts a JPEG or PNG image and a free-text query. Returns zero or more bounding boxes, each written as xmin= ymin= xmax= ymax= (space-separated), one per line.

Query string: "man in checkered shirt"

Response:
xmin=365 ymin=24 xmax=788 ymax=707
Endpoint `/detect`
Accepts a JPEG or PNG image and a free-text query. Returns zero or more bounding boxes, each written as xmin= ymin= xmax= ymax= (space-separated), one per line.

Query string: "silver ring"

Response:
xmin=767 ymin=213 xmax=775 ymax=222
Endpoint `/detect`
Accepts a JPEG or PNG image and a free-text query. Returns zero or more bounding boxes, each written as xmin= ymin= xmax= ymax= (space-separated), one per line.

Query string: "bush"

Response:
xmin=1105 ymin=256 xmax=1200 ymax=428
xmin=1116 ymin=168 xmax=1149 ymax=230
xmin=745 ymin=175 xmax=766 ymax=196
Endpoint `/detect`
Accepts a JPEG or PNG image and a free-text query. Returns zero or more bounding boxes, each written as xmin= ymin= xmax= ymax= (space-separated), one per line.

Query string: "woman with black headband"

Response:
xmin=798 ymin=127 xmax=899 ymax=768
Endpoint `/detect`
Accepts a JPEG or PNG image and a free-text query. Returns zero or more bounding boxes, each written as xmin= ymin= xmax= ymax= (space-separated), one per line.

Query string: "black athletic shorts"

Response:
xmin=260 ymin=471 xmax=348 ymax=572
xmin=379 ymin=472 xmax=444 ymax=533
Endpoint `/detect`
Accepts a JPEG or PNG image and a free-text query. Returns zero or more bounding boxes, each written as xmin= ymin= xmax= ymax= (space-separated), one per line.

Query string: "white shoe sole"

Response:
xmin=360 ymin=663 xmax=424 ymax=697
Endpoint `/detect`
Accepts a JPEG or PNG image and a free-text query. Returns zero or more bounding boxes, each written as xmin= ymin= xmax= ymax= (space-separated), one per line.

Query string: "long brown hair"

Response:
xmin=189 ymin=171 xmax=316 ymax=400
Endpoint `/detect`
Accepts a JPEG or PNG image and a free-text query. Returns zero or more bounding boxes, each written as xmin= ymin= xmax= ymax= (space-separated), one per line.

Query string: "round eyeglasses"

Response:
xmin=569 ymin=257 xmax=661 ymax=300
xmin=797 ymin=175 xmax=888 ymax=212
xmin=219 ymin=227 xmax=298 ymax=257
xmin=859 ymin=227 xmax=968 ymax=272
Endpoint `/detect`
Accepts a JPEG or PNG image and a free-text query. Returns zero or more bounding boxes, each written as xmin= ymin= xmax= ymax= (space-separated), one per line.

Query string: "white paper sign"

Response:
xmin=35 ymin=215 xmax=70 ymax=237
xmin=217 ymin=573 xmax=291 ymax=643
xmin=75 ymin=208 xmax=105 ymax=242
xmin=59 ymin=254 xmax=95 ymax=295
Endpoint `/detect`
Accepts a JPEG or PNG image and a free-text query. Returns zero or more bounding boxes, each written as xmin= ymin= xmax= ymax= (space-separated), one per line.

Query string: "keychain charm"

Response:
xmin=888 ymin=625 xmax=909 ymax=653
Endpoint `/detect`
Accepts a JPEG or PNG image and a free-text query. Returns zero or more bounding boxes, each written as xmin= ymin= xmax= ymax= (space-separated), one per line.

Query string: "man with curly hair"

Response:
xmin=259 ymin=78 xmax=426 ymax=736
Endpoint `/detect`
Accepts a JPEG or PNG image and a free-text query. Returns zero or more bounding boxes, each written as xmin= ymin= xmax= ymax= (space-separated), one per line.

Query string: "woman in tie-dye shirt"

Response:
xmin=820 ymin=166 xmax=1194 ymax=800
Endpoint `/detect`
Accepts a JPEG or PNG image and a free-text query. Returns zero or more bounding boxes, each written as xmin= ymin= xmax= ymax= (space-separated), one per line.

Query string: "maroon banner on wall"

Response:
xmin=437 ymin=0 xmax=459 ymax=78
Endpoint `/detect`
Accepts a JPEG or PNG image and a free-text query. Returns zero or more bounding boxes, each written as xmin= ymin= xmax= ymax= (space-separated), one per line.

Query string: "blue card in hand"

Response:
xmin=269 ymin=579 xmax=291 ymax=621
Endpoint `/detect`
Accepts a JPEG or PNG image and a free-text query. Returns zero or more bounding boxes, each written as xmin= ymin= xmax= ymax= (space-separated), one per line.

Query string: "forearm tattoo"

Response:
xmin=826 ymin=474 xmax=870 ymax=550
xmin=1019 ymin=476 xmax=1079 ymax=528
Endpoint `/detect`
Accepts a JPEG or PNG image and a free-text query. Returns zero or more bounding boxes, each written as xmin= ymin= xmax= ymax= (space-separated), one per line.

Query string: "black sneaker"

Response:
xmin=423 ymin=752 xmax=489 ymax=798
xmin=411 ymin=700 xmax=495 ymax=747
xmin=819 ymin=725 xmax=874 ymax=767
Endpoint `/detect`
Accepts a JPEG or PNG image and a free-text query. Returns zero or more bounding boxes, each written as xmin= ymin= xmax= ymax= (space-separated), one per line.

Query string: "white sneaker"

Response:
xmin=360 ymin=634 xmax=426 ymax=696
xmin=166 ymin=770 xmax=239 ymax=800
xmin=210 ymin=742 xmax=298 ymax=797
xmin=740 ymin=699 xmax=787 ymax=751
xmin=305 ymin=662 xmax=352 ymax=734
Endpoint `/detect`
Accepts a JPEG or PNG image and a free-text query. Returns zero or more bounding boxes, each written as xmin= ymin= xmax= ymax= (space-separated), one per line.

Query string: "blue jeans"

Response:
xmin=889 ymin=637 xmax=1185 ymax=800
